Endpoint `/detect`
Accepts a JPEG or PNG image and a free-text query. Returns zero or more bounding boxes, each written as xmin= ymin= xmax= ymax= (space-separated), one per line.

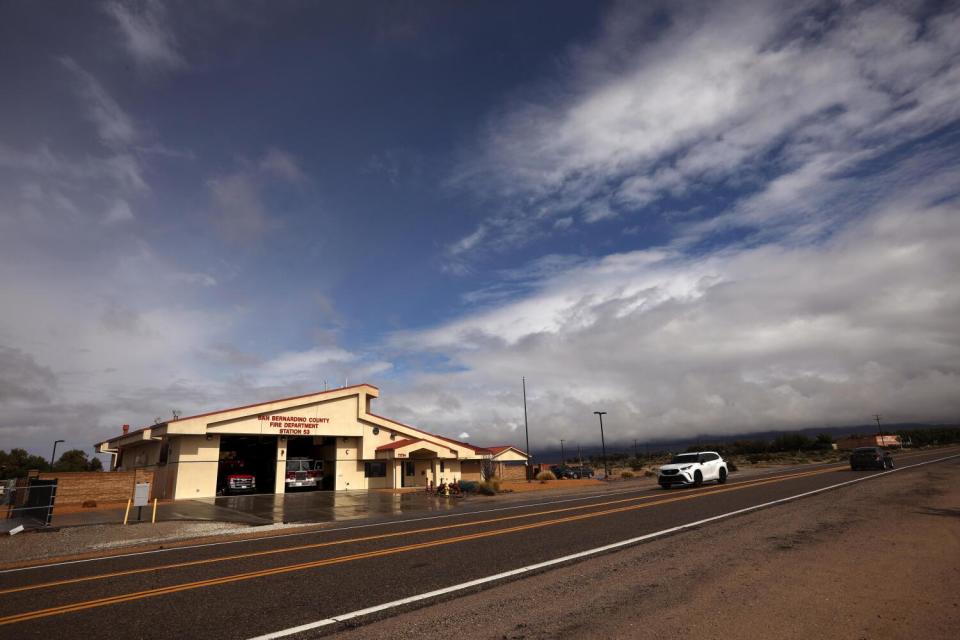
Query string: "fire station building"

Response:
xmin=95 ymin=384 xmax=527 ymax=500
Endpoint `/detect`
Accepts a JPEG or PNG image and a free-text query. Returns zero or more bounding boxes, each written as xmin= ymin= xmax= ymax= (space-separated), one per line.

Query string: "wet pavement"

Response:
xmin=50 ymin=489 xmax=461 ymax=528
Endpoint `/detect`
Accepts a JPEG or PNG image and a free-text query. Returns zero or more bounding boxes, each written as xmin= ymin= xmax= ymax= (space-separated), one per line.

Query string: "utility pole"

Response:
xmin=560 ymin=439 xmax=565 ymax=465
xmin=578 ymin=443 xmax=583 ymax=477
xmin=874 ymin=414 xmax=883 ymax=445
xmin=523 ymin=377 xmax=531 ymax=482
xmin=594 ymin=411 xmax=609 ymax=480
xmin=633 ymin=439 xmax=638 ymax=459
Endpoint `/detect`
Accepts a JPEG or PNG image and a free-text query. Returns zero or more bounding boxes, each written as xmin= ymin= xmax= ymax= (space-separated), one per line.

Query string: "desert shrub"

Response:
xmin=727 ymin=460 xmax=739 ymax=472
xmin=771 ymin=433 xmax=812 ymax=452
xmin=620 ymin=470 xmax=635 ymax=478
xmin=478 ymin=482 xmax=497 ymax=495
xmin=536 ymin=470 xmax=556 ymax=482
xmin=643 ymin=469 xmax=655 ymax=477
xmin=458 ymin=480 xmax=478 ymax=493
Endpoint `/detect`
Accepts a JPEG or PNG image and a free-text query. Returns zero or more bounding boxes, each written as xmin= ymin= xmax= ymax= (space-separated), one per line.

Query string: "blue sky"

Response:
xmin=2 ymin=0 xmax=959 ymax=458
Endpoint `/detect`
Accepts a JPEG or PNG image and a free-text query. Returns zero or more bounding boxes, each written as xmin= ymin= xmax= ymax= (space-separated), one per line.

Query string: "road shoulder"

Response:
xmin=332 ymin=459 xmax=960 ymax=640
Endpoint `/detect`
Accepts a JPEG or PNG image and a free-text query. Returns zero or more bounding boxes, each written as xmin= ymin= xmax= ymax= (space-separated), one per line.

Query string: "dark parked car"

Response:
xmin=549 ymin=464 xmax=595 ymax=479
xmin=850 ymin=447 xmax=894 ymax=471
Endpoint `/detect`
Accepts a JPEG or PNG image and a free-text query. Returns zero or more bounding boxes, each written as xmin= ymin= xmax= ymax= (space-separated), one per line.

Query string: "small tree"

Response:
xmin=0 ymin=448 xmax=51 ymax=478
xmin=480 ymin=457 xmax=496 ymax=482
xmin=814 ymin=433 xmax=834 ymax=450
xmin=54 ymin=449 xmax=94 ymax=472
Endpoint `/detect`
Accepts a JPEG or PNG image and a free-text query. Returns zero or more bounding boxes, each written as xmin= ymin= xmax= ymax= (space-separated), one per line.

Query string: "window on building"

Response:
xmin=158 ymin=440 xmax=170 ymax=466
xmin=404 ymin=461 xmax=415 ymax=476
xmin=364 ymin=461 xmax=387 ymax=478
xmin=440 ymin=461 xmax=445 ymax=472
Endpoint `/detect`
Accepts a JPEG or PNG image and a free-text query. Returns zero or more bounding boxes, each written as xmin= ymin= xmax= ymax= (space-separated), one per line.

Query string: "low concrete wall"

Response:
xmin=37 ymin=469 xmax=154 ymax=505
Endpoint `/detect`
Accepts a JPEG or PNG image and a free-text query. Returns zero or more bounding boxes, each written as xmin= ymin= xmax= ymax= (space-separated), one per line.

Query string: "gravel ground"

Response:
xmin=333 ymin=458 xmax=960 ymax=640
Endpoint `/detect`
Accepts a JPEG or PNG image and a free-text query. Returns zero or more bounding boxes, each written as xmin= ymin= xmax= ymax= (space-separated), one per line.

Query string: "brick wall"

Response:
xmin=36 ymin=469 xmax=155 ymax=505
xmin=496 ymin=462 xmax=528 ymax=481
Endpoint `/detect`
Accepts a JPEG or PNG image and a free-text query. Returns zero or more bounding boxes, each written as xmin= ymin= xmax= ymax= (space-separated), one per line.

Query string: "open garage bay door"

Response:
xmin=284 ymin=436 xmax=331 ymax=490
xmin=218 ymin=436 xmax=276 ymax=495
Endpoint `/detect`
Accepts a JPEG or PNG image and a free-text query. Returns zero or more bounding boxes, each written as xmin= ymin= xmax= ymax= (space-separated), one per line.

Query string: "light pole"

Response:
xmin=560 ymin=439 xmax=565 ymax=465
xmin=523 ymin=377 xmax=531 ymax=482
xmin=49 ymin=439 xmax=65 ymax=471
xmin=874 ymin=414 xmax=883 ymax=446
xmin=594 ymin=411 xmax=609 ymax=480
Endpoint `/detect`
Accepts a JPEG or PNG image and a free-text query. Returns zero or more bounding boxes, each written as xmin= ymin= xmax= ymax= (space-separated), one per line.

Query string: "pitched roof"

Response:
xmin=486 ymin=445 xmax=528 ymax=457
xmin=169 ymin=383 xmax=379 ymax=424
xmin=375 ymin=438 xmax=421 ymax=451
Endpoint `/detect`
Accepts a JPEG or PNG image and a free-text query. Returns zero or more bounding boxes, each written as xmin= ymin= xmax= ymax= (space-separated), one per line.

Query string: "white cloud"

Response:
xmin=447 ymin=225 xmax=487 ymax=257
xmin=207 ymin=148 xmax=307 ymax=244
xmin=452 ymin=0 xmax=960 ymax=255
xmin=60 ymin=57 xmax=138 ymax=149
xmin=103 ymin=0 xmax=185 ymax=70
xmin=387 ymin=184 xmax=960 ymax=445
xmin=207 ymin=172 xmax=275 ymax=243
xmin=260 ymin=148 xmax=306 ymax=183
xmin=103 ymin=198 xmax=134 ymax=224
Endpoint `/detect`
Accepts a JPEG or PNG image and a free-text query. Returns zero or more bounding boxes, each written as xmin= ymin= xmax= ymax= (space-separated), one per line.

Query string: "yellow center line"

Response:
xmin=0 ymin=466 xmax=842 ymax=626
xmin=0 ymin=466 xmax=839 ymax=597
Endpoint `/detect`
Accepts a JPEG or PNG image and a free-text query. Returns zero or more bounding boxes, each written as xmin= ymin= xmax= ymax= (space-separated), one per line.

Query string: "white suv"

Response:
xmin=658 ymin=451 xmax=728 ymax=488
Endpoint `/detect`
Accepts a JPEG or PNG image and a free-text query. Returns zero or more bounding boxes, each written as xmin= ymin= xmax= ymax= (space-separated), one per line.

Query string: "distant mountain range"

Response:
xmin=527 ymin=422 xmax=959 ymax=462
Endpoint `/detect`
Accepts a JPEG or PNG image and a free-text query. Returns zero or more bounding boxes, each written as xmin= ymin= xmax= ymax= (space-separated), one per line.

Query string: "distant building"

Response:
xmin=484 ymin=446 xmax=531 ymax=481
xmin=835 ymin=434 xmax=902 ymax=450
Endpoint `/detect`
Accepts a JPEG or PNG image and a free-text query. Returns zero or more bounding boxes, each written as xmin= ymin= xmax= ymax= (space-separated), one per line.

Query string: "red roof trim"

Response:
xmin=366 ymin=412 xmax=487 ymax=453
xmin=169 ymin=383 xmax=379 ymax=425
xmin=100 ymin=383 xmax=379 ymax=446
xmin=486 ymin=445 xmax=529 ymax=457
xmin=376 ymin=438 xmax=421 ymax=451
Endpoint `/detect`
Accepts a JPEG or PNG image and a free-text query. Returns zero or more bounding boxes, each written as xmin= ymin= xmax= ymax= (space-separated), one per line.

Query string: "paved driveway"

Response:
xmin=50 ymin=489 xmax=459 ymax=527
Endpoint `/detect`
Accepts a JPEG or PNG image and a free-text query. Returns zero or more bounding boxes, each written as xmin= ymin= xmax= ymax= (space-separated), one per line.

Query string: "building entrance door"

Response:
xmin=401 ymin=460 xmax=415 ymax=487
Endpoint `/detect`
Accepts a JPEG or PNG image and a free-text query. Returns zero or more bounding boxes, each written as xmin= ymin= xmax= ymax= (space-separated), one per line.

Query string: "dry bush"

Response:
xmin=478 ymin=482 xmax=497 ymax=495
xmin=536 ymin=470 xmax=556 ymax=483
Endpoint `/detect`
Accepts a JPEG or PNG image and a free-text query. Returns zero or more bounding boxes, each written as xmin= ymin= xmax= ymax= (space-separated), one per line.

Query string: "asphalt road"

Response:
xmin=1 ymin=447 xmax=957 ymax=639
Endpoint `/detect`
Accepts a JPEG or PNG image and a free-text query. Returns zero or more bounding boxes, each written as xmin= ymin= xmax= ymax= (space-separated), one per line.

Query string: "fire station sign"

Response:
xmin=257 ymin=414 xmax=330 ymax=435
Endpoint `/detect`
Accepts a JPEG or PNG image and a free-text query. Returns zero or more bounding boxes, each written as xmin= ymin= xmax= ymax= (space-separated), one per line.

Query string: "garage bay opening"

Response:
xmin=218 ymin=436 xmax=277 ymax=495
xmin=284 ymin=436 xmax=334 ymax=491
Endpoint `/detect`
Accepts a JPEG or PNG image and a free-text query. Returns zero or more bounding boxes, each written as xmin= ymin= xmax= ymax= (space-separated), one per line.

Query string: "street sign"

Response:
xmin=133 ymin=482 xmax=150 ymax=507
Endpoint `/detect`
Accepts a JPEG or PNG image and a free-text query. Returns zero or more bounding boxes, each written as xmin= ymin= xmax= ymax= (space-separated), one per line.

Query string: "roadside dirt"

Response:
xmin=500 ymin=478 xmax=605 ymax=492
xmin=333 ymin=459 xmax=960 ymax=640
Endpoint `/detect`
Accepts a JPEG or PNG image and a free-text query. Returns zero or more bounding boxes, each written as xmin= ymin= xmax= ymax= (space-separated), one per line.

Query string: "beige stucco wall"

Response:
xmin=204 ymin=395 xmax=363 ymax=439
xmin=334 ymin=437 xmax=364 ymax=490
xmin=437 ymin=459 xmax=461 ymax=486
xmin=274 ymin=437 xmax=288 ymax=495
xmin=172 ymin=435 xmax=220 ymax=499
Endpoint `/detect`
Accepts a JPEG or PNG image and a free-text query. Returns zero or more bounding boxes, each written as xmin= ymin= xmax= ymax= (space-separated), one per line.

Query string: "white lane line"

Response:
xmin=247 ymin=452 xmax=960 ymax=640
xmin=0 ymin=449 xmax=941 ymax=574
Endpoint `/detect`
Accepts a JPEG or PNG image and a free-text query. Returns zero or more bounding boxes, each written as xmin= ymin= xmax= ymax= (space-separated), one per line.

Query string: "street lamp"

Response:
xmin=594 ymin=412 xmax=609 ymax=479
xmin=522 ymin=377 xmax=532 ymax=482
xmin=49 ymin=439 xmax=65 ymax=471
xmin=560 ymin=439 xmax=565 ymax=465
